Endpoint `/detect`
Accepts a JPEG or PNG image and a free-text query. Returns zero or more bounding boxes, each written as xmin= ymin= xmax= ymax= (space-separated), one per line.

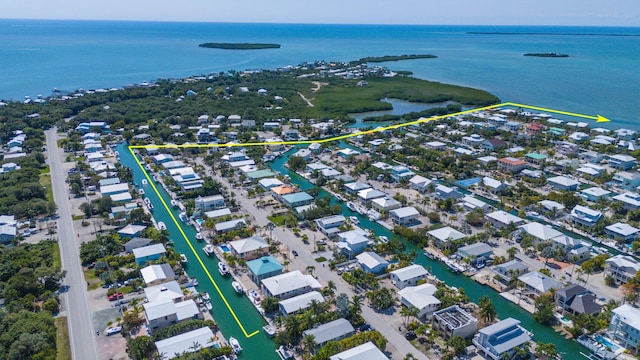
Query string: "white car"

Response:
xmin=105 ymin=326 xmax=122 ymax=336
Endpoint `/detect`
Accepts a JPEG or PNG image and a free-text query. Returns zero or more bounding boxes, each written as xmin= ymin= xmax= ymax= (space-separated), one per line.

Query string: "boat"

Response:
xmin=263 ymin=324 xmax=277 ymax=337
xmin=157 ymin=222 xmax=166 ymax=231
xmin=443 ymin=257 xmax=461 ymax=273
xmin=347 ymin=202 xmax=357 ymax=211
xmin=138 ymin=188 xmax=145 ymax=195
xmin=180 ymin=254 xmax=188 ymax=263
xmin=218 ymin=262 xmax=230 ymax=276
xmin=249 ymin=290 xmax=261 ymax=305
xmin=424 ymin=249 xmax=437 ymax=260
xmin=203 ymin=301 xmax=212 ymax=311
xmin=179 ymin=212 xmax=188 ymax=223
xmin=171 ymin=199 xmax=179 ymax=208
xmin=203 ymin=244 xmax=215 ymax=256
xmin=141 ymin=179 xmax=148 ymax=185
xmin=229 ymin=337 xmax=242 ymax=354
xmin=232 ymin=281 xmax=243 ymax=294
xmin=152 ymin=175 xmax=159 ymax=182
xmin=335 ymin=194 xmax=345 ymax=202
xmin=357 ymin=207 xmax=367 ymax=216
xmin=191 ymin=278 xmax=198 ymax=286
xmin=201 ymin=291 xmax=210 ymax=300
xmin=195 ymin=232 xmax=204 ymax=241
xmin=349 ymin=216 xmax=360 ymax=225
xmin=145 ymin=164 xmax=151 ymax=171
xmin=377 ymin=235 xmax=388 ymax=243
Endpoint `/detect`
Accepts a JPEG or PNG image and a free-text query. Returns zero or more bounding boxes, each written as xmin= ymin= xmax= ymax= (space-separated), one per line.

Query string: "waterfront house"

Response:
xmin=123 ymin=237 xmax=153 ymax=253
xmin=389 ymin=206 xmax=420 ymax=225
xmin=154 ymin=327 xmax=215 ymax=360
xmin=612 ymin=171 xmax=640 ymax=191
xmin=306 ymin=162 xmax=329 ymax=172
xmin=547 ymin=175 xmax=580 ymax=191
xmin=279 ymin=291 xmax=325 ymax=316
xmin=409 ymin=175 xmax=433 ymax=193
xmin=117 ymin=224 xmax=146 ymax=239
xmin=485 ymin=211 xmax=525 ymax=228
xmin=357 ymin=188 xmax=387 ymax=204
xmin=336 ymin=229 xmax=370 ymax=258
xmin=609 ymin=304 xmax=640 ymax=352
xmin=215 ymin=219 xmax=246 ymax=233
xmin=315 ymin=215 xmax=346 ymax=239
xmin=355 ymin=252 xmax=389 ymax=274
xmin=281 ymin=192 xmax=314 ymax=208
xmin=328 ymin=342 xmax=387 ymax=360
xmin=144 ymin=281 xmax=183 ymax=304
xmin=144 ymin=299 xmax=200 ymax=333
xmin=482 ymin=177 xmax=509 ymax=194
xmin=133 ymin=244 xmax=167 ymax=265
xmin=204 ymin=208 xmax=232 ymax=220
xmin=229 ymin=235 xmax=269 ymax=261
xmin=261 ymin=270 xmax=322 ymax=300
xmin=518 ymin=271 xmax=563 ymax=297
xmin=473 ymin=318 xmax=533 ymax=360
xmin=580 ymin=187 xmax=612 ymax=202
xmin=457 ymin=242 xmax=493 ymax=265
xmin=570 ymin=205 xmax=602 ymax=227
xmin=518 ymin=222 xmax=563 ymax=245
xmin=247 ymin=256 xmax=283 ymax=283
xmin=614 ymin=128 xmax=637 ymax=140
xmin=428 ymin=226 xmax=466 ymax=249
xmin=344 ymin=181 xmax=371 ymax=195
xmin=577 ymin=164 xmax=605 ymax=178
xmin=258 ymin=178 xmax=285 ymax=190
xmin=605 ymin=255 xmax=640 ymax=285
xmin=538 ymin=200 xmax=566 ymax=215
xmin=608 ymin=154 xmax=635 ymax=170
xmin=434 ymin=184 xmax=463 ymax=199
xmin=302 ymin=319 xmax=355 ymax=351
xmin=491 ymin=259 xmax=529 ymax=282
xmin=162 ymin=160 xmax=186 ymax=170
xmin=432 ymin=305 xmax=478 ymax=340
xmin=554 ymin=284 xmax=601 ymax=315
xmin=460 ymin=195 xmax=491 ymax=212
xmin=498 ymin=157 xmax=528 ymax=173
xmin=398 ymin=283 xmax=441 ymax=319
xmin=371 ymin=196 xmax=402 ymax=212
xmin=100 ymin=183 xmax=129 ymax=197
xmin=141 ymin=263 xmax=176 ymax=286
xmin=605 ymin=222 xmax=640 ymax=243
xmin=389 ymin=264 xmax=428 ymax=289
xmin=194 ymin=195 xmax=225 ymax=212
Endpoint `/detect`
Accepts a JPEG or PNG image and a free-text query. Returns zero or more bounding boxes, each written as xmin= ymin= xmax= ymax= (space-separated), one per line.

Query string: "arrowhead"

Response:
xmin=596 ymin=115 xmax=610 ymax=123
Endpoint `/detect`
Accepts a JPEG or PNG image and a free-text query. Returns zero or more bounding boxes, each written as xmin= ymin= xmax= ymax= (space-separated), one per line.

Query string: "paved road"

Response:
xmin=46 ymin=128 xmax=99 ymax=360
xmin=197 ymin=158 xmax=429 ymax=360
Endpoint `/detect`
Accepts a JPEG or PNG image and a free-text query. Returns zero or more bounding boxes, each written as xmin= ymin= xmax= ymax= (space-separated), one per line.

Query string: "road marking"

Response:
xmin=128 ymin=102 xmax=610 ymax=150
xmin=128 ymin=147 xmax=260 ymax=339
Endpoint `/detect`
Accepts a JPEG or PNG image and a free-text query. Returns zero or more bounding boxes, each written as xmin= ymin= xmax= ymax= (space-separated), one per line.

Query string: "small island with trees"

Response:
xmin=524 ymin=52 xmax=570 ymax=58
xmin=355 ymin=54 xmax=438 ymax=63
xmin=198 ymin=43 xmax=281 ymax=50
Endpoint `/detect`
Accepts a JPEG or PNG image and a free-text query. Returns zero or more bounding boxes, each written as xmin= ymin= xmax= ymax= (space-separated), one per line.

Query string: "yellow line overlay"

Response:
xmin=128 ymin=147 xmax=261 ymax=339
xmin=125 ymin=101 xmax=609 ymax=338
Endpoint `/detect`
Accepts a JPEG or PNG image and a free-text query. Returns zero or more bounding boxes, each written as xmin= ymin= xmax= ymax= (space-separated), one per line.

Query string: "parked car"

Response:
xmin=105 ymin=326 xmax=122 ymax=336
xmin=108 ymin=293 xmax=124 ymax=301
xmin=291 ymin=250 xmax=299 ymax=257
xmin=405 ymin=331 xmax=417 ymax=340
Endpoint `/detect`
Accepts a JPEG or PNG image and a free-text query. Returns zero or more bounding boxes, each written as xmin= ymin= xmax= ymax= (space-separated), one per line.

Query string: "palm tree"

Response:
xmin=408 ymin=306 xmax=419 ymax=324
xmin=284 ymin=315 xmax=302 ymax=341
xmin=479 ymin=295 xmax=497 ymax=323
xmin=400 ymin=306 xmax=411 ymax=327
xmin=302 ymin=334 xmax=317 ymax=357
xmin=326 ymin=280 xmax=336 ymax=298
xmin=349 ymin=295 xmax=363 ymax=318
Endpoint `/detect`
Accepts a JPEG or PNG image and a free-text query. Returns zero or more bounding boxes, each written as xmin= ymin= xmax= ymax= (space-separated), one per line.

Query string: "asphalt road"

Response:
xmin=46 ymin=128 xmax=99 ymax=360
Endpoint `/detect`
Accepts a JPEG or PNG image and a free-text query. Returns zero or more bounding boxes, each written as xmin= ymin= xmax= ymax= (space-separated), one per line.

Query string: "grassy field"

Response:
xmin=40 ymin=173 xmax=54 ymax=203
xmin=52 ymin=242 xmax=62 ymax=270
xmin=84 ymin=269 xmax=102 ymax=290
xmin=55 ymin=317 xmax=71 ymax=360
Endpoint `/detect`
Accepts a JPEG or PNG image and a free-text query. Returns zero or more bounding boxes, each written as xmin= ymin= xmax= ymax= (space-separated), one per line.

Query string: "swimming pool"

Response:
xmin=595 ymin=335 xmax=622 ymax=352
xmin=455 ymin=177 xmax=481 ymax=188
xmin=195 ymin=219 xmax=205 ymax=226
xmin=219 ymin=245 xmax=230 ymax=252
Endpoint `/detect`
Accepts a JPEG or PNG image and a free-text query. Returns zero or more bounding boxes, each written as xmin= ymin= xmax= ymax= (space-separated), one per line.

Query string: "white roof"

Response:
xmin=141 ymin=264 xmax=172 ymax=284
xmin=519 ymin=222 xmax=563 ymax=241
xmin=607 ymin=254 xmax=640 ymax=273
xmin=261 ymin=270 xmax=321 ymax=297
xmin=356 ymin=252 xmax=389 ymax=269
xmin=428 ymin=226 xmax=465 ymax=242
xmin=461 ymin=195 xmax=489 ymax=210
xmin=215 ymin=219 xmax=246 ymax=232
xmin=229 ymin=235 xmax=269 ymax=254
xmin=204 ymin=208 xmax=232 ymax=219
xmin=279 ymin=291 xmax=324 ymax=315
xmin=302 ymin=318 xmax=355 ymax=345
xmin=370 ymin=196 xmax=401 ymax=209
xmin=143 ymin=299 xmax=198 ymax=321
xmin=155 ymin=327 xmax=215 ymax=360
xmin=329 ymin=341 xmax=387 ymax=360
xmin=612 ymin=304 xmax=640 ymax=332
xmin=132 ymin=243 xmax=166 ymax=258
xmin=606 ymin=222 xmax=640 ymax=237
xmin=357 ymin=188 xmax=386 ymax=200
xmin=389 ymin=206 xmax=419 ymax=218
xmin=258 ymin=178 xmax=284 ymax=188
xmin=547 ymin=175 xmax=580 ymax=187
xmin=409 ymin=175 xmax=432 ymax=187
xmin=398 ymin=283 xmax=440 ymax=310
xmin=483 ymin=176 xmax=504 ymax=190
xmin=144 ymin=281 xmax=182 ymax=303
xmin=518 ymin=271 xmax=562 ymax=293
xmin=486 ymin=210 xmax=523 ymax=225
xmin=539 ymin=200 xmax=565 ymax=211
xmin=390 ymin=264 xmax=428 ymax=282
xmin=572 ymin=205 xmax=602 ymax=217
xmin=581 ymin=187 xmax=611 ymax=197
xmin=100 ymin=183 xmax=129 ymax=194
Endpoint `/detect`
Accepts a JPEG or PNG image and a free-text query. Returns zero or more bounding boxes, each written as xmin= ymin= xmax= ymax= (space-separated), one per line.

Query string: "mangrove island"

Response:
xmin=524 ymin=52 xmax=570 ymax=58
xmin=198 ymin=42 xmax=281 ymax=50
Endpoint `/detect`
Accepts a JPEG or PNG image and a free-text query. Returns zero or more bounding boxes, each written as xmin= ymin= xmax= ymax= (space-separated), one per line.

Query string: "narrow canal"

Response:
xmin=271 ymin=145 xmax=586 ymax=358
xmin=117 ymin=143 xmax=278 ymax=360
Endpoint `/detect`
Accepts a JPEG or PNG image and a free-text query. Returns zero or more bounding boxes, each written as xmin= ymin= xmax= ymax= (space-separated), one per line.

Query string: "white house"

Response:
xmin=473 ymin=318 xmax=532 ymax=360
xmin=409 ymin=175 xmax=433 ymax=193
xmin=428 ymin=226 xmax=466 ymax=249
xmin=356 ymin=252 xmax=389 ymax=274
xmin=195 ymin=195 xmax=225 ymax=212
xmin=155 ymin=327 xmax=216 ymax=360
xmin=279 ymin=291 xmax=325 ymax=316
xmin=398 ymin=283 xmax=441 ymax=318
xmin=389 ymin=264 xmax=429 ymax=289
xmin=261 ymin=270 xmax=322 ymax=299
xmin=605 ymin=222 xmax=640 ymax=243
xmin=389 ymin=206 xmax=420 ymax=225
xmin=605 ymin=255 xmax=640 ymax=285
xmin=432 ymin=305 xmax=478 ymax=340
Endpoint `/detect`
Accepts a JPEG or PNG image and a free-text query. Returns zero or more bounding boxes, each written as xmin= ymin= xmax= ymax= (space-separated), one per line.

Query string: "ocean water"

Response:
xmin=1 ymin=20 xmax=639 ymax=128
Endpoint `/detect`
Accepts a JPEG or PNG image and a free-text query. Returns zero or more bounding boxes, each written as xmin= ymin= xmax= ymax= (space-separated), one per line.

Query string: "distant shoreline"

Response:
xmin=198 ymin=43 xmax=281 ymax=50
xmin=468 ymin=31 xmax=640 ymax=37
xmin=354 ymin=54 xmax=437 ymax=63
xmin=524 ymin=52 xmax=569 ymax=58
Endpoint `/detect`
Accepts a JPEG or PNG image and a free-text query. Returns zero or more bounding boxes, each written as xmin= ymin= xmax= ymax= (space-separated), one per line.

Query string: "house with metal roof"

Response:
xmin=155 ymin=327 xmax=216 ymax=360
xmin=485 ymin=211 xmax=524 ymax=228
xmin=555 ymin=284 xmax=601 ymax=315
xmin=141 ymin=263 xmax=176 ymax=286
xmin=518 ymin=271 xmax=563 ymax=297
xmin=144 ymin=299 xmax=201 ymax=333
xmin=491 ymin=259 xmax=529 ymax=282
xmin=229 ymin=235 xmax=269 ymax=260
xmin=518 ymin=222 xmax=563 ymax=245
xmin=605 ymin=222 xmax=640 ymax=243
xmin=328 ymin=341 xmax=387 ymax=360
xmin=612 ymin=171 xmax=640 ymax=191
xmin=261 ymin=270 xmax=322 ymax=300
xmin=432 ymin=305 xmax=478 ymax=340
xmin=344 ymin=181 xmax=371 ymax=194
xmin=398 ymin=283 xmax=441 ymax=318
xmin=389 ymin=206 xmax=420 ymax=225
xmin=612 ymin=192 xmax=640 ymax=211
xmin=215 ymin=219 xmax=246 ymax=233
xmin=547 ymin=175 xmax=580 ymax=191
xmin=247 ymin=256 xmax=283 ymax=283
xmin=371 ymin=196 xmax=402 ymax=212
xmin=195 ymin=195 xmax=225 ymax=212
xmin=570 ymin=205 xmax=603 ymax=227
xmin=605 ymin=255 xmax=640 ymax=285
xmin=302 ymin=318 xmax=355 ymax=350
xmin=204 ymin=208 xmax=232 ymax=219
xmin=315 ymin=215 xmax=346 ymax=239
xmin=609 ymin=304 xmax=640 ymax=351
xmin=281 ymin=192 xmax=314 ymax=208
xmin=482 ymin=177 xmax=509 ymax=194
xmin=357 ymin=188 xmax=387 ymax=204
xmin=460 ymin=195 xmax=491 ymax=212
xmin=457 ymin=242 xmax=493 ymax=264
xmin=434 ymin=184 xmax=463 ymax=199
xmin=409 ymin=175 xmax=433 ymax=193
xmin=144 ymin=281 xmax=183 ymax=303
xmin=428 ymin=226 xmax=466 ymax=249
xmin=258 ymin=177 xmax=284 ymax=190
xmin=390 ymin=264 xmax=429 ymax=289
xmin=133 ymin=243 xmax=166 ymax=265
xmin=123 ymin=237 xmax=153 ymax=253
xmin=356 ymin=251 xmax=389 ymax=274
xmin=336 ymin=229 xmax=370 ymax=258
xmin=473 ymin=318 xmax=532 ymax=360
xmin=279 ymin=291 xmax=325 ymax=316
xmin=100 ymin=183 xmax=129 ymax=197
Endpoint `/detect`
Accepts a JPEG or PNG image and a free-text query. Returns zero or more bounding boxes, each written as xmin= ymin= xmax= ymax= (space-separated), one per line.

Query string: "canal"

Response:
xmin=117 ymin=143 xmax=278 ymax=360
xmin=271 ymin=145 xmax=586 ymax=358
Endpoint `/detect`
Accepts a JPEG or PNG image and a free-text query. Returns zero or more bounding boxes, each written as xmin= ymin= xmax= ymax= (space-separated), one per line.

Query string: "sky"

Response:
xmin=1 ymin=0 xmax=639 ymax=26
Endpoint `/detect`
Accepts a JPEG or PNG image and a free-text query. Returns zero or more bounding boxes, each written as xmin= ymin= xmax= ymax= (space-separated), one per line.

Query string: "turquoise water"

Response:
xmin=594 ymin=334 xmax=621 ymax=351
xmin=117 ymin=143 xmax=277 ymax=360
xmin=1 ymin=20 xmax=639 ymax=128
xmin=220 ymin=245 xmax=231 ymax=253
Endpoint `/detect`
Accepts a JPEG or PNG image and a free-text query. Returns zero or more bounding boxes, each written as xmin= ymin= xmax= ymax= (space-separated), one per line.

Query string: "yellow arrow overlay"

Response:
xmin=505 ymin=102 xmax=610 ymax=123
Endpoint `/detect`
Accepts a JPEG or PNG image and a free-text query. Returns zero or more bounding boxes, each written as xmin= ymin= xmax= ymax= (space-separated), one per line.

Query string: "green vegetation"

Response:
xmin=354 ymin=54 xmax=437 ymax=63
xmin=55 ymin=317 xmax=71 ymax=360
xmin=533 ymin=292 xmax=555 ymax=325
xmin=313 ymin=331 xmax=386 ymax=360
xmin=524 ymin=53 xmax=569 ymax=58
xmin=0 ymin=156 xmax=56 ymax=219
xmin=199 ymin=42 xmax=281 ymax=50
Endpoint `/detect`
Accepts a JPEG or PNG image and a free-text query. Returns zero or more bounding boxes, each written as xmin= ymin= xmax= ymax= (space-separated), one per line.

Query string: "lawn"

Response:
xmin=55 ymin=317 xmax=71 ymax=360
xmin=40 ymin=173 xmax=54 ymax=203
xmin=52 ymin=242 xmax=62 ymax=270
xmin=83 ymin=269 xmax=102 ymax=290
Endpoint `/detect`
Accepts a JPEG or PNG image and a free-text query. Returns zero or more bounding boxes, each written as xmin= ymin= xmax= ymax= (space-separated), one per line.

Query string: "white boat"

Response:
xmin=335 ymin=194 xmax=345 ymax=202
xmin=141 ymin=179 xmax=148 ymax=185
xmin=158 ymin=222 xmax=166 ymax=231
xmin=203 ymin=301 xmax=212 ymax=311
xmin=229 ymin=337 xmax=242 ymax=354
xmin=203 ymin=244 xmax=215 ymax=256
xmin=347 ymin=202 xmax=357 ymax=211
xmin=349 ymin=216 xmax=360 ymax=225
xmin=201 ymin=291 xmax=210 ymax=300
xmin=138 ymin=188 xmax=145 ymax=195
xmin=424 ymin=249 xmax=437 ymax=260
xmin=152 ymin=175 xmax=159 ymax=182
xmin=218 ymin=262 xmax=230 ymax=276
xmin=171 ymin=199 xmax=179 ymax=208
xmin=179 ymin=212 xmax=188 ymax=223
xmin=145 ymin=164 xmax=151 ymax=171
xmin=249 ymin=290 xmax=261 ymax=305
xmin=232 ymin=281 xmax=243 ymax=294
xmin=180 ymin=254 xmax=188 ymax=263
xmin=377 ymin=236 xmax=388 ymax=243
xmin=191 ymin=278 xmax=198 ymax=286
xmin=195 ymin=232 xmax=204 ymax=241
xmin=357 ymin=207 xmax=367 ymax=216
xmin=263 ymin=324 xmax=277 ymax=337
